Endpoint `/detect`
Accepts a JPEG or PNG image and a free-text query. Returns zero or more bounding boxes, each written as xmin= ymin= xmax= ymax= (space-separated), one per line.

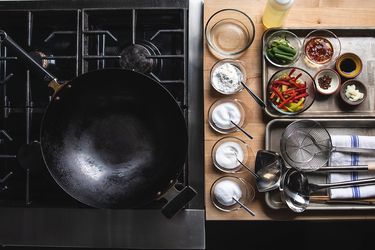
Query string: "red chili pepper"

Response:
xmin=283 ymin=87 xmax=307 ymax=95
xmin=273 ymin=80 xmax=291 ymax=86
xmin=288 ymin=68 xmax=296 ymax=77
xmin=295 ymin=73 xmax=302 ymax=80
xmin=272 ymin=87 xmax=286 ymax=101
xmin=292 ymin=93 xmax=308 ymax=100
xmin=277 ymin=93 xmax=297 ymax=108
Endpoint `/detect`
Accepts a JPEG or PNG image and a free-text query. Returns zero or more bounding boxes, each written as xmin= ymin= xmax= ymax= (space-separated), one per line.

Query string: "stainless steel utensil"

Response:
xmin=230 ymin=120 xmax=253 ymax=139
xmin=240 ymin=81 xmax=266 ymax=109
xmin=280 ymin=168 xmax=375 ymax=212
xmin=232 ymin=197 xmax=256 ymax=216
xmin=280 ymin=119 xmax=375 ymax=172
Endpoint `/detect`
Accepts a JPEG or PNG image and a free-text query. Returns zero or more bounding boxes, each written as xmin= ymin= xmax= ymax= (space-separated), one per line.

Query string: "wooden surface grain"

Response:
xmin=204 ymin=0 xmax=375 ymax=220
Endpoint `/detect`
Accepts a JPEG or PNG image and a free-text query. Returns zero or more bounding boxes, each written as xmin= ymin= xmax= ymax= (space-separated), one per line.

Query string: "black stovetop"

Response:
xmin=0 ymin=6 xmax=188 ymax=208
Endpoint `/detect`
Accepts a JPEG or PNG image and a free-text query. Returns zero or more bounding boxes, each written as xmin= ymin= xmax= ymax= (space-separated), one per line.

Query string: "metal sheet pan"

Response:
xmin=264 ymin=118 xmax=375 ymax=210
xmin=262 ymin=28 xmax=375 ymax=118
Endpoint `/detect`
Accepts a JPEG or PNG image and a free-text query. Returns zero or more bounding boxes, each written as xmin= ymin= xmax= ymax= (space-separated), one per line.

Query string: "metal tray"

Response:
xmin=265 ymin=118 xmax=375 ymax=210
xmin=262 ymin=28 xmax=375 ymax=118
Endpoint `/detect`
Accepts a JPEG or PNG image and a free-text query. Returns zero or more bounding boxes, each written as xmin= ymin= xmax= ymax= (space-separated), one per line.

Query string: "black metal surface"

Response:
xmin=41 ymin=69 xmax=188 ymax=209
xmin=0 ymin=0 xmax=204 ymax=248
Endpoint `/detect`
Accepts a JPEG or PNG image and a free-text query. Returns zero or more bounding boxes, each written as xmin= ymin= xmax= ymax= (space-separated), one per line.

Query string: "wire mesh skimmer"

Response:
xmin=280 ymin=120 xmax=375 ymax=172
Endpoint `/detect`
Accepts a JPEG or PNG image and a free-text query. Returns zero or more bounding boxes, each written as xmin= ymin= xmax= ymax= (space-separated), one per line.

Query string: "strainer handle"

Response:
xmin=334 ymin=146 xmax=375 ymax=154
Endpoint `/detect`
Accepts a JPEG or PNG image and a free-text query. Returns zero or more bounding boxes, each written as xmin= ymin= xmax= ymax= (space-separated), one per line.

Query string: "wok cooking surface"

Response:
xmin=0 ymin=7 xmax=189 ymax=208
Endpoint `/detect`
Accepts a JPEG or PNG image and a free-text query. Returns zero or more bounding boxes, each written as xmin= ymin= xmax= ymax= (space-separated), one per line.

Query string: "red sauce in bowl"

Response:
xmin=305 ymin=37 xmax=333 ymax=64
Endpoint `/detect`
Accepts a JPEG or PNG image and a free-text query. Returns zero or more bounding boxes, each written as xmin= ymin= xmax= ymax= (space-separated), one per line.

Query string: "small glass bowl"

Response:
xmin=264 ymin=30 xmax=302 ymax=67
xmin=210 ymin=176 xmax=255 ymax=212
xmin=302 ymin=29 xmax=341 ymax=68
xmin=205 ymin=9 xmax=255 ymax=59
xmin=212 ymin=137 xmax=255 ymax=173
xmin=208 ymin=98 xmax=246 ymax=134
xmin=267 ymin=67 xmax=316 ymax=115
xmin=210 ymin=59 xmax=246 ymax=95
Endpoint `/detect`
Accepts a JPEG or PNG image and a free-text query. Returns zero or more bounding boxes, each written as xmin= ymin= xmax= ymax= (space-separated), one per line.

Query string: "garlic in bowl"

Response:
xmin=340 ymin=79 xmax=367 ymax=106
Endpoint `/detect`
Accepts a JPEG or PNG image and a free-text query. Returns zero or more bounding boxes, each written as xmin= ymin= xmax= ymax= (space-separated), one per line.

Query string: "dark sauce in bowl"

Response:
xmin=305 ymin=36 xmax=333 ymax=64
xmin=340 ymin=58 xmax=356 ymax=73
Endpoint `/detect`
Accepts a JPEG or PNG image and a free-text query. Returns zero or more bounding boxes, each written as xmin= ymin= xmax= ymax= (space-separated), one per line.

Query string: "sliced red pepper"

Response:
xmin=288 ymin=68 xmax=296 ymax=77
xmin=273 ymin=80 xmax=291 ymax=86
xmin=269 ymin=91 xmax=276 ymax=99
xmin=295 ymin=73 xmax=302 ymax=80
xmin=272 ymin=87 xmax=286 ymax=101
xmin=292 ymin=93 xmax=309 ymax=100
xmin=283 ymin=87 xmax=308 ymax=95
xmin=277 ymin=93 xmax=297 ymax=108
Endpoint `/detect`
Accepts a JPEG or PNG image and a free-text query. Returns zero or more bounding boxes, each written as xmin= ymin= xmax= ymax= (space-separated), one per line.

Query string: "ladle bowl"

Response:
xmin=280 ymin=168 xmax=375 ymax=212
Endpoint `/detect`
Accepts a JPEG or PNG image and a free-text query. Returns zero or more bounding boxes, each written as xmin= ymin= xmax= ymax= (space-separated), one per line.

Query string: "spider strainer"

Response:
xmin=280 ymin=120 xmax=332 ymax=172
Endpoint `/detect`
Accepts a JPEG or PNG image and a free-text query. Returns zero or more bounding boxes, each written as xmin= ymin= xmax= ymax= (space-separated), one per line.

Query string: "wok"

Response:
xmin=0 ymin=31 xmax=195 ymax=216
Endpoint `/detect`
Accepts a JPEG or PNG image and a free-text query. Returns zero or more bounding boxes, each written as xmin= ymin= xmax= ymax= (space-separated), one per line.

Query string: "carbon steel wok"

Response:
xmin=0 ymin=31 xmax=195 ymax=216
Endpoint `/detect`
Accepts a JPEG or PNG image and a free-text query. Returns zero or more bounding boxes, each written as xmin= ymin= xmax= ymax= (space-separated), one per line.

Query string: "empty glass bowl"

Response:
xmin=212 ymin=136 xmax=254 ymax=173
xmin=264 ymin=30 xmax=302 ymax=67
xmin=266 ymin=67 xmax=316 ymax=115
xmin=210 ymin=176 xmax=255 ymax=212
xmin=205 ymin=9 xmax=255 ymax=59
xmin=208 ymin=98 xmax=246 ymax=134
xmin=302 ymin=29 xmax=341 ymax=68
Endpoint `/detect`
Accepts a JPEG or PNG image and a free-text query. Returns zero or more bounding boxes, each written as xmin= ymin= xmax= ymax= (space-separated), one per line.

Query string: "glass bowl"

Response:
xmin=266 ymin=67 xmax=316 ymax=115
xmin=212 ymin=137 xmax=255 ymax=173
xmin=210 ymin=176 xmax=255 ymax=212
xmin=205 ymin=9 xmax=255 ymax=59
xmin=264 ymin=30 xmax=302 ymax=67
xmin=208 ymin=98 xmax=246 ymax=133
xmin=210 ymin=59 xmax=246 ymax=95
xmin=302 ymin=29 xmax=341 ymax=68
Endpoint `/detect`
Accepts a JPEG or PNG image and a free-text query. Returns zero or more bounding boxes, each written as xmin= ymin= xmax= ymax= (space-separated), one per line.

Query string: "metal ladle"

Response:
xmin=280 ymin=168 xmax=375 ymax=213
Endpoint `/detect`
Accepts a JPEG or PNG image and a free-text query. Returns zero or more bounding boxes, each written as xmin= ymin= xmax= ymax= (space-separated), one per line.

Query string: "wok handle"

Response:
xmin=161 ymin=186 xmax=197 ymax=219
xmin=0 ymin=30 xmax=57 ymax=83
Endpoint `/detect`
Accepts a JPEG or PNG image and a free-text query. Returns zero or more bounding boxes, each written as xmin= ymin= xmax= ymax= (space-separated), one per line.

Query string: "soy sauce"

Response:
xmin=340 ymin=58 xmax=356 ymax=73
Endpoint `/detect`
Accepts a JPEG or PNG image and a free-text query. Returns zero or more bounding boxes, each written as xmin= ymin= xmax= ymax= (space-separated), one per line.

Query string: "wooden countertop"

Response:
xmin=204 ymin=0 xmax=375 ymax=220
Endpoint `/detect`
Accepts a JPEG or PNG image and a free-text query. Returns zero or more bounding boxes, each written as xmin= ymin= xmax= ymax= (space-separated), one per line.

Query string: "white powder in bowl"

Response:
xmin=211 ymin=63 xmax=243 ymax=94
xmin=215 ymin=141 xmax=244 ymax=170
xmin=211 ymin=102 xmax=241 ymax=129
xmin=213 ymin=179 xmax=243 ymax=206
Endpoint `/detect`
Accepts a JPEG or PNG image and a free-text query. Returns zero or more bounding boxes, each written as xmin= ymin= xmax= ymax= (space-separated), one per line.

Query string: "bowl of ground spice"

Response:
xmin=314 ymin=68 xmax=341 ymax=95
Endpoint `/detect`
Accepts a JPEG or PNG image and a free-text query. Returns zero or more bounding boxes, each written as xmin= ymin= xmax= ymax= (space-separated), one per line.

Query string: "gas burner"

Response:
xmin=119 ymin=41 xmax=162 ymax=74
xmin=28 ymin=50 xmax=55 ymax=69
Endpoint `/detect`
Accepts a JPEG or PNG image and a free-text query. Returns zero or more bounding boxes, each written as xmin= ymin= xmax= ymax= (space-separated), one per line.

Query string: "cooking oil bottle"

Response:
xmin=262 ymin=0 xmax=294 ymax=28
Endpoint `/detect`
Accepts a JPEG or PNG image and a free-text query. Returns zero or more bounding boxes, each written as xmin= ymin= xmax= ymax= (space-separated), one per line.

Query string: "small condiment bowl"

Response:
xmin=335 ymin=52 xmax=363 ymax=78
xmin=212 ymin=137 xmax=255 ymax=173
xmin=314 ymin=68 xmax=341 ymax=95
xmin=205 ymin=9 xmax=255 ymax=59
xmin=210 ymin=59 xmax=246 ymax=95
xmin=339 ymin=79 xmax=367 ymax=106
xmin=303 ymin=29 xmax=341 ymax=68
xmin=208 ymin=98 xmax=246 ymax=134
xmin=264 ymin=30 xmax=301 ymax=67
xmin=210 ymin=176 xmax=255 ymax=212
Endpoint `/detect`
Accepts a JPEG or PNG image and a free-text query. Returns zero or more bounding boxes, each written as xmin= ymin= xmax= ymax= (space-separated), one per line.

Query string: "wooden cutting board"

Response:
xmin=204 ymin=0 xmax=375 ymax=220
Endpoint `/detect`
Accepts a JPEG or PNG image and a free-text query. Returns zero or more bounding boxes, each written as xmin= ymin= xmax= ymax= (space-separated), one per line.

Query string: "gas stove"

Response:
xmin=0 ymin=0 xmax=204 ymax=248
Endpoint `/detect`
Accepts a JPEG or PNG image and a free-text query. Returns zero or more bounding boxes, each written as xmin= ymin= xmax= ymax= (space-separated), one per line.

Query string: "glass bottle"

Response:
xmin=262 ymin=0 xmax=294 ymax=28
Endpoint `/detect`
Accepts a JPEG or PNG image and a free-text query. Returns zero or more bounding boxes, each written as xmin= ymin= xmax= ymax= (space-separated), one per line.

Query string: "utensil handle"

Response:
xmin=240 ymin=81 xmax=266 ymax=109
xmin=230 ymin=120 xmax=253 ymax=140
xmin=0 ymin=30 xmax=56 ymax=82
xmin=232 ymin=197 xmax=255 ymax=216
xmin=316 ymin=165 xmax=369 ymax=172
xmin=334 ymin=146 xmax=375 ymax=154
xmin=237 ymin=159 xmax=259 ymax=178
xmin=314 ymin=177 xmax=375 ymax=190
